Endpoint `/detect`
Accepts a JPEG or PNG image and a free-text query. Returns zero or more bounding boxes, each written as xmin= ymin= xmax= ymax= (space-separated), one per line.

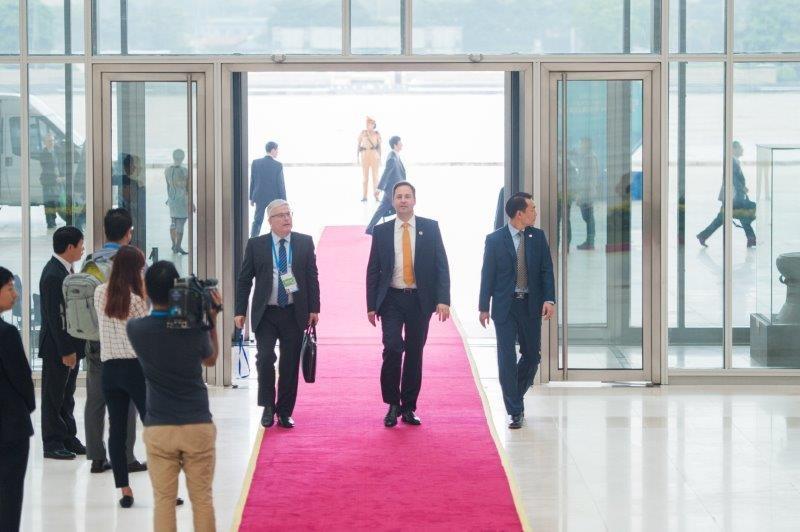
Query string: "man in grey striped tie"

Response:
xmin=479 ymin=193 xmax=556 ymax=429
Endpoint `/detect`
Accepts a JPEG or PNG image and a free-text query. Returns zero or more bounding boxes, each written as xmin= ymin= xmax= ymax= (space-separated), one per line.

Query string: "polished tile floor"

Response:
xmin=20 ymin=350 xmax=800 ymax=532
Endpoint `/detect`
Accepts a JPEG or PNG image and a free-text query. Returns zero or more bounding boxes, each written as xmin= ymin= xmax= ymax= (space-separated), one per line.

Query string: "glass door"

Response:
xmin=544 ymin=68 xmax=660 ymax=383
xmin=93 ymin=69 xmax=210 ymax=277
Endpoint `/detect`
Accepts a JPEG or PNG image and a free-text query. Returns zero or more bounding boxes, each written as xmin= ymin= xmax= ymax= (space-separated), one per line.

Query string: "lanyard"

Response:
xmin=271 ymin=237 xmax=292 ymax=271
xmin=104 ymin=243 xmax=121 ymax=250
xmin=151 ymin=310 xmax=169 ymax=318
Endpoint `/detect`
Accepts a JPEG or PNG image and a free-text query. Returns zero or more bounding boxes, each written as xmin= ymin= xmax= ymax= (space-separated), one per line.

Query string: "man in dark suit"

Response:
xmin=38 ymin=132 xmax=62 ymax=229
xmin=250 ymin=141 xmax=287 ymax=238
xmin=479 ymin=193 xmax=555 ymax=429
xmin=39 ymin=226 xmax=86 ymax=458
xmin=367 ymin=181 xmax=451 ymax=427
xmin=365 ymin=135 xmax=405 ymax=235
xmin=0 ymin=267 xmax=36 ymax=531
xmin=235 ymin=199 xmax=320 ymax=429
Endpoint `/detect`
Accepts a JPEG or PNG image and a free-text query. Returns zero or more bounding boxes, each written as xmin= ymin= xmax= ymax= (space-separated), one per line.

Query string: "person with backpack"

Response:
xmin=94 ymin=245 xmax=152 ymax=508
xmin=78 ymin=209 xmax=145 ymax=474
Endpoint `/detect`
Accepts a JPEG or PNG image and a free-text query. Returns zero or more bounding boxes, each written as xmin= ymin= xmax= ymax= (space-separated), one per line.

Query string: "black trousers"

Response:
xmin=494 ymin=298 xmax=541 ymax=416
xmin=0 ymin=437 xmax=29 ymax=532
xmin=379 ymin=289 xmax=431 ymax=413
xmin=42 ymin=184 xmax=60 ymax=227
xmin=102 ymin=359 xmax=146 ymax=489
xmin=250 ymin=201 xmax=269 ymax=239
xmin=698 ymin=209 xmax=756 ymax=241
xmin=578 ymin=201 xmax=595 ymax=245
xmin=365 ymin=199 xmax=394 ymax=235
xmin=254 ymin=305 xmax=304 ymax=415
xmin=40 ymin=353 xmax=79 ymax=451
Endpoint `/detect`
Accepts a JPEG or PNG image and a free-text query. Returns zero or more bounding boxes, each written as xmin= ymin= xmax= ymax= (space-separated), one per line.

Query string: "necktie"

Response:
xmin=402 ymin=223 xmax=415 ymax=286
xmin=277 ymin=239 xmax=289 ymax=307
xmin=516 ymin=232 xmax=528 ymax=291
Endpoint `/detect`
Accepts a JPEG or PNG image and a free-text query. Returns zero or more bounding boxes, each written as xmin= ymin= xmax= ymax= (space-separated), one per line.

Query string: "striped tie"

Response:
xmin=277 ymin=239 xmax=289 ymax=307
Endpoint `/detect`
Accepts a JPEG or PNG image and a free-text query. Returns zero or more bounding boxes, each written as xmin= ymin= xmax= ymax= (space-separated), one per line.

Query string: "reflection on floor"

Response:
xmin=20 ymin=339 xmax=800 ymax=531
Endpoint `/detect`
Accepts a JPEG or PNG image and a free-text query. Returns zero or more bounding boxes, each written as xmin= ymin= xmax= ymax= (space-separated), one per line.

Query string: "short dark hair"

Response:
xmin=393 ymin=180 xmax=415 ymax=197
xmin=53 ymin=226 xmax=84 ymax=254
xmin=389 ymin=136 xmax=401 ymax=149
xmin=145 ymin=261 xmax=180 ymax=306
xmin=505 ymin=192 xmax=533 ymax=219
xmin=265 ymin=141 xmax=278 ymax=153
xmin=104 ymin=208 xmax=133 ymax=242
xmin=0 ymin=266 xmax=12 ymax=288
xmin=172 ymin=148 xmax=185 ymax=162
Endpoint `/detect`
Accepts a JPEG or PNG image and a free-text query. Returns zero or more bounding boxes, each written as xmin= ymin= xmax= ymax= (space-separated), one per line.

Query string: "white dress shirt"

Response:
xmin=268 ymin=232 xmax=294 ymax=306
xmin=391 ymin=215 xmax=417 ymax=289
xmin=53 ymin=253 xmax=74 ymax=273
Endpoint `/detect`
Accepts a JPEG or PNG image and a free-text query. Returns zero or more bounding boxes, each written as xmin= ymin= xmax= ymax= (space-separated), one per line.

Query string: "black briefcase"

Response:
xmin=301 ymin=325 xmax=317 ymax=383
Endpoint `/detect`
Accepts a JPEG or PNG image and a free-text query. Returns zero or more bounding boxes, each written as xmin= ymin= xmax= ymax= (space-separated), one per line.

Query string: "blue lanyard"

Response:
xmin=151 ymin=310 xmax=169 ymax=318
xmin=104 ymin=243 xmax=121 ymax=250
xmin=271 ymin=237 xmax=292 ymax=271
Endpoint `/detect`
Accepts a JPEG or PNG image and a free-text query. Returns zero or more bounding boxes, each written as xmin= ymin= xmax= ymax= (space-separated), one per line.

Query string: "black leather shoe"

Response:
xmin=119 ymin=495 xmax=134 ymax=508
xmin=176 ymin=498 xmax=184 ymax=506
xmin=401 ymin=411 xmax=421 ymax=425
xmin=277 ymin=415 xmax=295 ymax=428
xmin=508 ymin=414 xmax=524 ymax=429
xmin=261 ymin=406 xmax=275 ymax=428
xmin=44 ymin=449 xmax=76 ymax=460
xmin=127 ymin=460 xmax=148 ymax=473
xmin=384 ymin=405 xmax=401 ymax=427
xmin=65 ymin=439 xmax=86 ymax=455
xmin=90 ymin=459 xmax=112 ymax=473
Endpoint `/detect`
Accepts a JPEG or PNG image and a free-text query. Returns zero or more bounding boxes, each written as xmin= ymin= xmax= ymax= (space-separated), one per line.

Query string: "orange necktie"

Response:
xmin=402 ymin=222 xmax=415 ymax=286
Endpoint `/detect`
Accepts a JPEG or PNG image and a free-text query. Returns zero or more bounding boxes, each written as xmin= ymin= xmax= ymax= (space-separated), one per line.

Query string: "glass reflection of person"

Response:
xmin=39 ymin=133 xmax=63 ymax=229
xmin=119 ymin=154 xmax=145 ymax=249
xmin=165 ymin=149 xmax=189 ymax=255
xmin=357 ymin=116 xmax=382 ymax=202
xmin=697 ymin=141 xmax=757 ymax=248
xmin=574 ymin=137 xmax=599 ymax=250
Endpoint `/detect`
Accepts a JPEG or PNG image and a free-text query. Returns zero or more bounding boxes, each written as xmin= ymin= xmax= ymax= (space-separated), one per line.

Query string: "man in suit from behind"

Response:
xmin=39 ymin=226 xmax=86 ymax=458
xmin=235 ymin=199 xmax=320 ymax=429
xmin=479 ymin=193 xmax=555 ymax=429
xmin=366 ymin=181 xmax=451 ymax=427
xmin=250 ymin=141 xmax=287 ymax=238
xmin=0 ymin=267 xmax=36 ymax=531
xmin=365 ymin=135 xmax=406 ymax=235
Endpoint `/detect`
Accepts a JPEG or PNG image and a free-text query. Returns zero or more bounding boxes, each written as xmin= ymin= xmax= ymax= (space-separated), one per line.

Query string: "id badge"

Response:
xmin=280 ymin=271 xmax=299 ymax=293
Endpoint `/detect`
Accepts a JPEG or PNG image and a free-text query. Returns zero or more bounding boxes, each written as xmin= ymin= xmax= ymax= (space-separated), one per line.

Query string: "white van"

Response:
xmin=0 ymin=93 xmax=85 ymax=225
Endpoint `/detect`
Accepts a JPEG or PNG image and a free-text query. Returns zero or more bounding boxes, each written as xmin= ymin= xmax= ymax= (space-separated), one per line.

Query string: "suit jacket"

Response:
xmin=235 ymin=232 xmax=320 ymax=330
xmin=0 ymin=320 xmax=35 ymax=442
xmin=717 ymin=157 xmax=749 ymax=203
xmin=38 ymin=256 xmax=84 ymax=359
xmin=250 ymin=156 xmax=287 ymax=205
xmin=366 ymin=216 xmax=451 ymax=316
xmin=377 ymin=151 xmax=406 ymax=193
xmin=479 ymin=225 xmax=555 ymax=324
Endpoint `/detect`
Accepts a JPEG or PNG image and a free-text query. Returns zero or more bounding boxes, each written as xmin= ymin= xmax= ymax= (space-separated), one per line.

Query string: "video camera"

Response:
xmin=167 ymin=275 xmax=221 ymax=331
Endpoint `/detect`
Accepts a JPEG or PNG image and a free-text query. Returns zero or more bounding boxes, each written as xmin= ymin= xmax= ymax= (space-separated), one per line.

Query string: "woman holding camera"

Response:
xmin=94 ymin=245 xmax=150 ymax=508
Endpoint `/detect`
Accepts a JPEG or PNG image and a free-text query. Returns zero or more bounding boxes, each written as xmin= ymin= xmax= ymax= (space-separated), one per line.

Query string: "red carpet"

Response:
xmin=237 ymin=226 xmax=522 ymax=531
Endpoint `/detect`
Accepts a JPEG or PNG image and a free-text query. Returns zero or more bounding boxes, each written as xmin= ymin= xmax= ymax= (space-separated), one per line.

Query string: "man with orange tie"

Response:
xmin=366 ymin=181 xmax=451 ymax=427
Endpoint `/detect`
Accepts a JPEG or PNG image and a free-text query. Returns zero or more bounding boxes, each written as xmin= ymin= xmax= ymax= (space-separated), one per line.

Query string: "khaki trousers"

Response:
xmin=143 ymin=423 xmax=217 ymax=532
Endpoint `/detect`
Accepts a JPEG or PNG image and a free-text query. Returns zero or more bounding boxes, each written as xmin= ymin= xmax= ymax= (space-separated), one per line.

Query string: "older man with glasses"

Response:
xmin=235 ymin=199 xmax=320 ymax=429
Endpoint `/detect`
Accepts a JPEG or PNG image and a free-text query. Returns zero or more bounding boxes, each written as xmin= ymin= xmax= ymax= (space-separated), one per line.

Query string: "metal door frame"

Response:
xmin=539 ymin=62 xmax=663 ymax=384
xmin=90 ymin=64 xmax=221 ymax=384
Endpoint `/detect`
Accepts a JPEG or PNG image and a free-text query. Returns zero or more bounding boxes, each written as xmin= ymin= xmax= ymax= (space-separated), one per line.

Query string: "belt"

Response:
xmin=266 ymin=303 xmax=294 ymax=309
xmin=389 ymin=287 xmax=417 ymax=294
xmin=514 ymin=292 xmax=529 ymax=300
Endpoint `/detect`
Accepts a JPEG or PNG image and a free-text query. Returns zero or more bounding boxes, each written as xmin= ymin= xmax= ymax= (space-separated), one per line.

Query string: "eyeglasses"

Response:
xmin=269 ymin=212 xmax=292 ymax=220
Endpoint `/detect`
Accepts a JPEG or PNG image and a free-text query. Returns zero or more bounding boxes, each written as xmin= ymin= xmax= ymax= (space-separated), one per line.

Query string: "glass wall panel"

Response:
xmin=413 ymin=0 xmax=659 ymax=54
xmin=94 ymin=0 xmax=342 ymax=55
xmin=668 ymin=62 xmax=725 ymax=369
xmin=351 ymin=0 xmax=401 ymax=54
xmin=28 ymin=63 xmax=86 ymax=358
xmin=28 ymin=0 xmax=85 ymax=54
xmin=669 ymin=0 xmax=724 ymax=53
xmin=0 ymin=66 xmax=21 ymax=327
xmin=733 ymin=62 xmax=800 ymax=368
xmin=0 ymin=1 xmax=20 ymax=55
xmin=735 ymin=0 xmax=800 ymax=53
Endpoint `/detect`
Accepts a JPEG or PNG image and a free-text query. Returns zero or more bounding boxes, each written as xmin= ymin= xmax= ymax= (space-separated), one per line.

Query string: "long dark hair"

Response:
xmin=104 ymin=246 xmax=145 ymax=320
